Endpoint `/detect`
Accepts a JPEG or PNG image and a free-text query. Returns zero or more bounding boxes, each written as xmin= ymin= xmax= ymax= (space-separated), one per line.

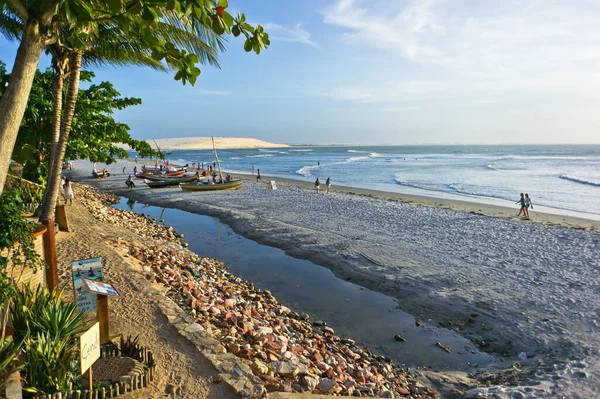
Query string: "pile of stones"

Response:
xmin=77 ymin=184 xmax=436 ymax=398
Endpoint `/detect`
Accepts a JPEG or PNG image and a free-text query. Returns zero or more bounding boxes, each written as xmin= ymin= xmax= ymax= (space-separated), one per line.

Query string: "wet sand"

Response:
xmin=69 ymin=159 xmax=600 ymax=398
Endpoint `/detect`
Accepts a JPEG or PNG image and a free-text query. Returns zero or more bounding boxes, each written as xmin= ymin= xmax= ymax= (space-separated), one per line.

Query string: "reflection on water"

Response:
xmin=114 ymin=197 xmax=495 ymax=371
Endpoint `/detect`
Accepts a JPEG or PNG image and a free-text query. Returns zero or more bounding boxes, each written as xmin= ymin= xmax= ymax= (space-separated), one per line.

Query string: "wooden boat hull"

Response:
xmin=144 ymin=176 xmax=197 ymax=188
xmin=141 ymin=173 xmax=192 ymax=182
xmin=179 ymin=179 xmax=243 ymax=191
xmin=135 ymin=169 xmax=185 ymax=179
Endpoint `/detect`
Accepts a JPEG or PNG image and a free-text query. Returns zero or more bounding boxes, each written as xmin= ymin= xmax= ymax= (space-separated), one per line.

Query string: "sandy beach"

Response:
xmin=66 ymin=159 xmax=600 ymax=398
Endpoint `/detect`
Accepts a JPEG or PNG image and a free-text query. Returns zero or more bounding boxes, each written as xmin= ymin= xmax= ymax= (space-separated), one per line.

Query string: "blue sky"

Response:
xmin=2 ymin=0 xmax=600 ymax=145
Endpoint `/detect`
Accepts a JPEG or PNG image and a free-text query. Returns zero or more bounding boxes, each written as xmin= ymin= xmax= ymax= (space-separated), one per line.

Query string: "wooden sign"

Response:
xmin=72 ymin=258 xmax=103 ymax=313
xmin=80 ymin=322 xmax=100 ymax=374
xmin=269 ymin=180 xmax=277 ymax=190
xmin=81 ymin=278 xmax=120 ymax=296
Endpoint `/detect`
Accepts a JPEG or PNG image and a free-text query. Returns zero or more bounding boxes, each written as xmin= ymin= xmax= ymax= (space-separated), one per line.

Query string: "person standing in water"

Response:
xmin=524 ymin=194 xmax=533 ymax=218
xmin=326 ymin=177 xmax=331 ymax=193
xmin=516 ymin=193 xmax=526 ymax=217
xmin=315 ymin=178 xmax=321 ymax=193
xmin=256 ymin=169 xmax=262 ymax=182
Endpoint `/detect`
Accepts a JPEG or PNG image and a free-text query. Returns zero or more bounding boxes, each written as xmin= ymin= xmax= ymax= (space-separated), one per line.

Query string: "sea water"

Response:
xmin=142 ymin=145 xmax=600 ymax=216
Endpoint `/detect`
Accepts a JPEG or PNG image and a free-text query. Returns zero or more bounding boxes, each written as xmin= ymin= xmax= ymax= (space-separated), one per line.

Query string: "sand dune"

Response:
xmin=149 ymin=137 xmax=288 ymax=150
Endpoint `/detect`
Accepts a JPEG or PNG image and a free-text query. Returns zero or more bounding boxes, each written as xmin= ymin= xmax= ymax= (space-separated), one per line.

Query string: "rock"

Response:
xmin=303 ymin=374 xmax=320 ymax=392
xmin=312 ymin=320 xmax=326 ymax=326
xmin=251 ymin=359 xmax=269 ymax=375
xmin=379 ymin=389 xmax=394 ymax=398
xmin=256 ymin=326 xmax=273 ymax=335
xmin=397 ymin=387 xmax=410 ymax=396
xmin=269 ymin=361 xmax=300 ymax=377
xmin=279 ymin=305 xmax=291 ymax=314
xmin=394 ymin=334 xmax=406 ymax=342
xmin=317 ymin=378 xmax=337 ymax=394
xmin=322 ymin=326 xmax=335 ymax=335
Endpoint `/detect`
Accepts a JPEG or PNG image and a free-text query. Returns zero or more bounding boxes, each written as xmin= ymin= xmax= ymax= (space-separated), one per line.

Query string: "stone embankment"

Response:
xmin=76 ymin=184 xmax=436 ymax=398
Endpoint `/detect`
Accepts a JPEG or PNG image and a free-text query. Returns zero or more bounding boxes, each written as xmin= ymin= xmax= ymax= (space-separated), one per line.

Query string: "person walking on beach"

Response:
xmin=516 ymin=193 xmax=526 ymax=217
xmin=135 ymin=155 xmax=138 ymax=163
xmin=326 ymin=177 xmax=331 ymax=193
xmin=122 ymin=166 xmax=126 ymax=174
xmin=125 ymin=175 xmax=135 ymax=190
xmin=315 ymin=178 xmax=321 ymax=194
xmin=63 ymin=178 xmax=74 ymax=205
xmin=252 ymin=164 xmax=255 ymax=175
xmin=133 ymin=166 xmax=138 ymax=175
xmin=524 ymin=193 xmax=533 ymax=218
xmin=256 ymin=169 xmax=262 ymax=182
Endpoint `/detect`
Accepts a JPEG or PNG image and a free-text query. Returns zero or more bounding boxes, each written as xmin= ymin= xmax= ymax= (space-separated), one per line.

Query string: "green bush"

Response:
xmin=0 ymin=338 xmax=24 ymax=392
xmin=11 ymin=285 xmax=86 ymax=396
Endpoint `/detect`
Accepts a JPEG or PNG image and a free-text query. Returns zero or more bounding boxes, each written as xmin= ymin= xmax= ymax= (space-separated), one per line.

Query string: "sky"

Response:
xmin=2 ymin=0 xmax=600 ymax=145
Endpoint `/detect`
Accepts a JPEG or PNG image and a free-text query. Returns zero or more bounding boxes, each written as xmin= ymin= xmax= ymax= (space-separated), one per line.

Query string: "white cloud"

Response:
xmin=261 ymin=23 xmax=318 ymax=48
xmin=322 ymin=0 xmax=600 ymax=102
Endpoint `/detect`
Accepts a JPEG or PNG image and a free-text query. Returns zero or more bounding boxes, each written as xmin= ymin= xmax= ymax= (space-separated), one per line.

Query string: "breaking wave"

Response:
xmin=559 ymin=174 xmax=600 ymax=187
xmin=295 ymin=155 xmax=370 ymax=177
xmin=245 ymin=154 xmax=275 ymax=158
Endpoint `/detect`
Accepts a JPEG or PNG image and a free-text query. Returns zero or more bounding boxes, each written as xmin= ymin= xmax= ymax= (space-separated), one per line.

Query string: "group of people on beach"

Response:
xmin=516 ymin=193 xmax=533 ymax=218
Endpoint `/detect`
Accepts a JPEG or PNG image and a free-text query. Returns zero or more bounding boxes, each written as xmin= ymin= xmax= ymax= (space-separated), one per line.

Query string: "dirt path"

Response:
xmin=55 ymin=201 xmax=237 ymax=399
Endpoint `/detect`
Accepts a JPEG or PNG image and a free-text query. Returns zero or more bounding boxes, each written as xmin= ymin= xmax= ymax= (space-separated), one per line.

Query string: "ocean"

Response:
xmin=150 ymin=144 xmax=600 ymax=217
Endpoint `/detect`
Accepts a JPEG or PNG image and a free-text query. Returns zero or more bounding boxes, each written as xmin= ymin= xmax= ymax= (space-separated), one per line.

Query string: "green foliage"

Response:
xmin=11 ymin=285 xmax=86 ymax=344
xmin=22 ymin=332 xmax=80 ymax=396
xmin=0 ymin=337 xmax=24 ymax=392
xmin=1 ymin=1 xmax=269 ymax=87
xmin=7 ymin=66 xmax=155 ymax=180
xmin=119 ymin=334 xmax=142 ymax=361
xmin=0 ymin=191 xmax=42 ymax=307
xmin=10 ymin=285 xmax=85 ymax=396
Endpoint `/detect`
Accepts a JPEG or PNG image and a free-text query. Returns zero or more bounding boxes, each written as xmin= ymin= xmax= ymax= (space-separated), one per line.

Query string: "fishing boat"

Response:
xmin=180 ymin=179 xmax=243 ymax=191
xmin=179 ymin=136 xmax=243 ymax=192
xmin=142 ymin=173 xmax=195 ymax=182
xmin=144 ymin=175 xmax=197 ymax=188
xmin=135 ymin=169 xmax=185 ymax=179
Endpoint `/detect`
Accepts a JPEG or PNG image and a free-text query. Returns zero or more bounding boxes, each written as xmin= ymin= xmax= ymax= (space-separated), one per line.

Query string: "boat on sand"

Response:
xmin=179 ymin=136 xmax=243 ymax=192
xmin=144 ymin=175 xmax=197 ymax=188
xmin=179 ymin=179 xmax=243 ymax=191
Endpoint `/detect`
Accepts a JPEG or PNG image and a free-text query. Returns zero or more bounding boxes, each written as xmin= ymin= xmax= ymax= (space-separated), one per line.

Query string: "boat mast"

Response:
xmin=212 ymin=135 xmax=224 ymax=180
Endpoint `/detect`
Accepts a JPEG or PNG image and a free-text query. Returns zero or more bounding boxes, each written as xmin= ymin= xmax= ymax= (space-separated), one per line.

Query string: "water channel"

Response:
xmin=114 ymin=197 xmax=495 ymax=372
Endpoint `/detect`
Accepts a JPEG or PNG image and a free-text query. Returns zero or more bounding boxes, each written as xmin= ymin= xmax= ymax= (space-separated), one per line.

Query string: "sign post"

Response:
xmin=72 ymin=258 xmax=103 ymax=313
xmin=80 ymin=322 xmax=100 ymax=388
xmin=81 ymin=278 xmax=121 ymax=344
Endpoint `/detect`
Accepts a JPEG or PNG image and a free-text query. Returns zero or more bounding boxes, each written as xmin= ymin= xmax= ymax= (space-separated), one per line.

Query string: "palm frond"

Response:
xmin=0 ymin=5 xmax=24 ymax=41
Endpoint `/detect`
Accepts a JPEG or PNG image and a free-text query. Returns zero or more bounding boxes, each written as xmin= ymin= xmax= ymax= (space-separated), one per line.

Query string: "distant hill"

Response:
xmin=149 ymin=137 xmax=288 ymax=150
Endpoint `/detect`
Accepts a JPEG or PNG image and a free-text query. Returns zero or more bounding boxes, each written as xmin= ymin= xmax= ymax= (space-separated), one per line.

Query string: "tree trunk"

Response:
xmin=39 ymin=51 xmax=82 ymax=221
xmin=0 ymin=23 xmax=46 ymax=196
xmin=38 ymin=67 xmax=64 ymax=220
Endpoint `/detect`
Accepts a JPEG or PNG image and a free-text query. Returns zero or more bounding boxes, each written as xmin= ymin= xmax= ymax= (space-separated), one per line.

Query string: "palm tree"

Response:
xmin=39 ymin=18 xmax=226 ymax=222
xmin=0 ymin=0 xmax=59 ymax=196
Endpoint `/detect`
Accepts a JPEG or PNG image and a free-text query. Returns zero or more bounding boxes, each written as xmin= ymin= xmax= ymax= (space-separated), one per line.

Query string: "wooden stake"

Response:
xmin=88 ymin=366 xmax=93 ymax=391
xmin=96 ymin=294 xmax=109 ymax=344
xmin=42 ymin=219 xmax=58 ymax=290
